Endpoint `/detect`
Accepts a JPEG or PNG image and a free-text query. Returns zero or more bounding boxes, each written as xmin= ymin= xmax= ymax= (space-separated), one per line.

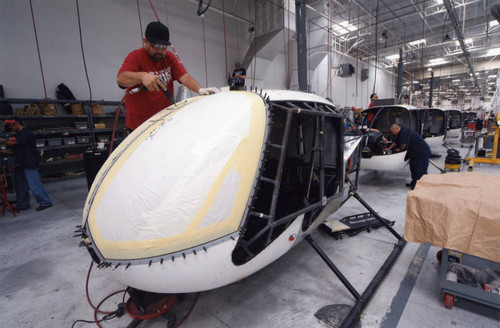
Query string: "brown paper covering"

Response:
xmin=405 ymin=172 xmax=500 ymax=262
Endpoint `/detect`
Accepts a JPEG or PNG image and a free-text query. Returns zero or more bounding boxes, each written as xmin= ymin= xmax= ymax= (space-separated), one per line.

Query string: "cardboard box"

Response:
xmin=94 ymin=123 xmax=106 ymax=129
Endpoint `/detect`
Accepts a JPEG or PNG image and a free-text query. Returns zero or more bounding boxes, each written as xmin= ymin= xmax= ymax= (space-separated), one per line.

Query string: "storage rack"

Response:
xmin=0 ymin=97 xmax=126 ymax=178
xmin=440 ymin=248 xmax=500 ymax=310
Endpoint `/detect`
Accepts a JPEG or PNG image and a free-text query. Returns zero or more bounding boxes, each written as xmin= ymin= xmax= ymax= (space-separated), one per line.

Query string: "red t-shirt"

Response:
xmin=118 ymin=48 xmax=188 ymax=130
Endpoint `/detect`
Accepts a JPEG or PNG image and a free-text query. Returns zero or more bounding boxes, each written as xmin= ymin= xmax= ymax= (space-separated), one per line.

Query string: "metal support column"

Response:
xmin=396 ymin=48 xmax=403 ymax=104
xmin=296 ymin=0 xmax=308 ymax=92
xmin=428 ymin=71 xmax=434 ymax=108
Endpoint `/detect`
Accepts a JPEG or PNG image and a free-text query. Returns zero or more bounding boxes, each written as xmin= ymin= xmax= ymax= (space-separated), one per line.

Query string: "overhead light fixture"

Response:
xmin=332 ymin=25 xmax=348 ymax=35
xmin=455 ymin=38 xmax=473 ymax=47
xmin=385 ymin=54 xmax=400 ymax=61
xmin=408 ymin=39 xmax=426 ymax=47
xmin=442 ymin=34 xmax=451 ymax=43
xmin=452 ymin=79 xmax=460 ymax=82
xmin=486 ymin=47 xmax=500 ymax=57
xmin=445 ymin=47 xmax=482 ymax=56
xmin=427 ymin=57 xmax=448 ymax=67
xmin=380 ymin=30 xmax=388 ymax=42
xmin=488 ymin=75 xmax=497 ymax=78
xmin=490 ymin=20 xmax=499 ymax=28
xmin=339 ymin=20 xmax=357 ymax=32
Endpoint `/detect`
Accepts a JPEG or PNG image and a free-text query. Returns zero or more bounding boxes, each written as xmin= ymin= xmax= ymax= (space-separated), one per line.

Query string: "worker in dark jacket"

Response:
xmin=387 ymin=123 xmax=431 ymax=189
xmin=0 ymin=119 xmax=52 ymax=211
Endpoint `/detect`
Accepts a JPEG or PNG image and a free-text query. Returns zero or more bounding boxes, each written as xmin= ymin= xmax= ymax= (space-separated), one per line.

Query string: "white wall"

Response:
xmin=309 ymin=55 xmax=395 ymax=109
xmin=0 ymin=0 xmax=249 ymax=101
xmin=0 ymin=0 xmax=397 ymax=108
xmin=257 ymin=52 xmax=287 ymax=90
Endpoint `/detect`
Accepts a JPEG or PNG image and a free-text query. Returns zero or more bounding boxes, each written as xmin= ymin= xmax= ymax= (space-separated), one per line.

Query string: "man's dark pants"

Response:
xmin=409 ymin=156 xmax=430 ymax=189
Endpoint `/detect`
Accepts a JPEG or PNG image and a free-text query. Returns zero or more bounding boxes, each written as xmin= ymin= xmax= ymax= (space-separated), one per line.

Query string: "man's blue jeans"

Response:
xmin=14 ymin=169 xmax=52 ymax=209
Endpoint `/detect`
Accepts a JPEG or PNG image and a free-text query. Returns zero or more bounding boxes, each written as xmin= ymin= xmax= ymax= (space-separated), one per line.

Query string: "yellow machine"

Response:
xmin=466 ymin=123 xmax=500 ymax=171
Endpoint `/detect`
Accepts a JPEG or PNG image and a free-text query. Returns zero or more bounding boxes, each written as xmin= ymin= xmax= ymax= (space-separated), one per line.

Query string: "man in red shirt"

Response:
xmin=368 ymin=93 xmax=378 ymax=108
xmin=117 ymin=21 xmax=218 ymax=130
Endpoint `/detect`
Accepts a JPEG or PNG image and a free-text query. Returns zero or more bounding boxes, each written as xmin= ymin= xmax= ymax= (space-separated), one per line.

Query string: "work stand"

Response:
xmin=307 ymin=176 xmax=406 ymax=328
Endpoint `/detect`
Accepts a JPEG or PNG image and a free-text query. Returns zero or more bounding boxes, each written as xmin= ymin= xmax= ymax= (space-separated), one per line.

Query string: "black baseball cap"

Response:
xmin=145 ymin=21 xmax=171 ymax=45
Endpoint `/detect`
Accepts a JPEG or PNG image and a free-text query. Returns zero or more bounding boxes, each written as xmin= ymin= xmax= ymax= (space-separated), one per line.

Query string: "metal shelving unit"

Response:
xmin=0 ymin=98 xmax=126 ymax=178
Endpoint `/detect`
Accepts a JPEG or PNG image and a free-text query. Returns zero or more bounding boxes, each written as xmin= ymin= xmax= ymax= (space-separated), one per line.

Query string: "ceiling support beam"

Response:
xmin=409 ymin=0 xmax=433 ymax=34
xmin=443 ymin=0 xmax=485 ymax=99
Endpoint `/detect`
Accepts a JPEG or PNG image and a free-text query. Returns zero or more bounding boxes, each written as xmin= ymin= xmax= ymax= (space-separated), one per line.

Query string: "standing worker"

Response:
xmin=387 ymin=123 xmax=431 ymax=190
xmin=232 ymin=62 xmax=246 ymax=91
xmin=368 ymin=93 xmax=378 ymax=108
xmin=0 ymin=119 xmax=52 ymax=211
xmin=117 ymin=21 xmax=219 ymax=130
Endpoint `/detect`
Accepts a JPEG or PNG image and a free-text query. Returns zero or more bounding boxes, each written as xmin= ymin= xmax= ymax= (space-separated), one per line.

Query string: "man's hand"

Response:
xmin=198 ymin=87 xmax=220 ymax=95
xmin=141 ymin=73 xmax=166 ymax=92
xmin=117 ymin=71 xmax=165 ymax=91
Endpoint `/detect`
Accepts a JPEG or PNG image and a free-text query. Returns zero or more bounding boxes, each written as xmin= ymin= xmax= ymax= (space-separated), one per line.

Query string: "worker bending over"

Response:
xmin=387 ymin=124 xmax=431 ymax=189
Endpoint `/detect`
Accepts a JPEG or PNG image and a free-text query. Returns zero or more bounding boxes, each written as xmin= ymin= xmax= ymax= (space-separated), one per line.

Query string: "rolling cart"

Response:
xmin=460 ymin=127 xmax=475 ymax=147
xmin=439 ymin=249 xmax=500 ymax=309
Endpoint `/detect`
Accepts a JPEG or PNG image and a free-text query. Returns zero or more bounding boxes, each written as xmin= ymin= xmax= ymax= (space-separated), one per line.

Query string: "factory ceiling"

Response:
xmin=305 ymin=0 xmax=500 ymax=100
xmin=205 ymin=0 xmax=499 ymax=103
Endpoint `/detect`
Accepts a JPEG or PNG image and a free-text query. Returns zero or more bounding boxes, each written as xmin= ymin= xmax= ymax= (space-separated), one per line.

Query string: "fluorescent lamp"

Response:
xmin=385 ymin=54 xmax=400 ymax=61
xmin=488 ymin=75 xmax=497 ymax=78
xmin=429 ymin=57 xmax=445 ymax=63
xmin=338 ymin=21 xmax=357 ymax=33
xmin=486 ymin=47 xmax=500 ymax=57
xmin=455 ymin=38 xmax=472 ymax=47
xmin=427 ymin=58 xmax=448 ymax=66
xmin=409 ymin=39 xmax=426 ymax=46
xmin=452 ymin=79 xmax=460 ymax=82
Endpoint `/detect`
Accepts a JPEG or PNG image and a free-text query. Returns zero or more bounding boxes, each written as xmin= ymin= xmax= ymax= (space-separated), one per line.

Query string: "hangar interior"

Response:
xmin=1 ymin=1 xmax=500 ymax=328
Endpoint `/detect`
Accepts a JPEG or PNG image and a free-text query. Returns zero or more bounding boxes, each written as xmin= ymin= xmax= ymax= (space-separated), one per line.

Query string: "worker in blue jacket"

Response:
xmin=387 ymin=123 xmax=431 ymax=189
xmin=0 ymin=119 xmax=52 ymax=211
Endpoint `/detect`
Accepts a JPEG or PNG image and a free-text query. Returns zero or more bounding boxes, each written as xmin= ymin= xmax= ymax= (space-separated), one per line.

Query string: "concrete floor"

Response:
xmin=1 ymin=137 xmax=500 ymax=328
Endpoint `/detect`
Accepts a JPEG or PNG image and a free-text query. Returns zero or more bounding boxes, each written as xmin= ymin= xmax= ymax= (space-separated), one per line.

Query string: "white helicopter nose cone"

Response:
xmin=83 ymin=92 xmax=267 ymax=262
